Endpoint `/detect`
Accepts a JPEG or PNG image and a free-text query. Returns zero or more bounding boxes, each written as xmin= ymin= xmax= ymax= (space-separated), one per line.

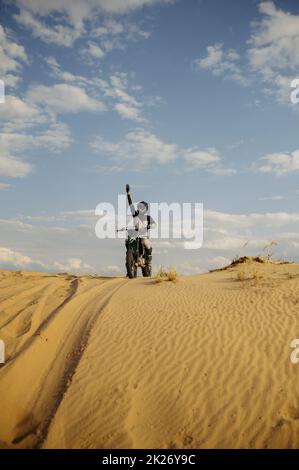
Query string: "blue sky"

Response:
xmin=0 ymin=0 xmax=299 ymax=274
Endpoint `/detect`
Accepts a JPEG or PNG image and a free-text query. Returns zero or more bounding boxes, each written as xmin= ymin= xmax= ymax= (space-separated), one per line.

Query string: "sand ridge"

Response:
xmin=0 ymin=261 xmax=298 ymax=448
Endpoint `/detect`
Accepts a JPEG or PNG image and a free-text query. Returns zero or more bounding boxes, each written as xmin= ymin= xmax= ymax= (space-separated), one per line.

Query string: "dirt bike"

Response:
xmin=117 ymin=227 xmax=152 ymax=279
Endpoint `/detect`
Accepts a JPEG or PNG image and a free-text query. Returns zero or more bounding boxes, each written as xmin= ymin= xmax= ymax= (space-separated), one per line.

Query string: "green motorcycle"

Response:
xmin=117 ymin=228 xmax=151 ymax=279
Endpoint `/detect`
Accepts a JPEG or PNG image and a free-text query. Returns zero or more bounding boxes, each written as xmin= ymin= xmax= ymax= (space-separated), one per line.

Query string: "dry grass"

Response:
xmin=211 ymin=253 xmax=291 ymax=274
xmin=261 ymin=240 xmax=278 ymax=260
xmin=155 ymin=266 xmax=178 ymax=283
xmin=235 ymin=267 xmax=265 ymax=285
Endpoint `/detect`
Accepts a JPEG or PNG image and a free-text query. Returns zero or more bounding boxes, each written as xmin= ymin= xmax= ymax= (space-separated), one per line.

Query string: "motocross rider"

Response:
xmin=126 ymin=184 xmax=156 ymax=268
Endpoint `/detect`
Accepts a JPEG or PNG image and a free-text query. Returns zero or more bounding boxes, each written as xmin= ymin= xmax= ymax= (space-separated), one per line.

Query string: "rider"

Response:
xmin=126 ymin=184 xmax=156 ymax=268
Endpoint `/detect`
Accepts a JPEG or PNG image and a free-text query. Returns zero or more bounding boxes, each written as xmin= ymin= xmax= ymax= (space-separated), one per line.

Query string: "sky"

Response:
xmin=1 ymin=0 xmax=299 ymax=275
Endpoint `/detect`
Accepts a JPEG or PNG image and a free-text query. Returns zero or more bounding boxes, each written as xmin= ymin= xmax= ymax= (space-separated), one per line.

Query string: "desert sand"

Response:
xmin=0 ymin=259 xmax=298 ymax=449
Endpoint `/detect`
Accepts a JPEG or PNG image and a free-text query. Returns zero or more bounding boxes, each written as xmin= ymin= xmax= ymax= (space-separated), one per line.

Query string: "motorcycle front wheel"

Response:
xmin=142 ymin=265 xmax=152 ymax=277
xmin=126 ymin=249 xmax=137 ymax=278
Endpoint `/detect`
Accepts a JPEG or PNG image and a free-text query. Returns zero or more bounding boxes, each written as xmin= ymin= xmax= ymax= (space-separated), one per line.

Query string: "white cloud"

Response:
xmin=247 ymin=2 xmax=299 ymax=103
xmin=193 ymin=43 xmax=248 ymax=86
xmin=26 ymin=83 xmax=106 ymax=114
xmin=0 ymin=246 xmax=41 ymax=269
xmin=183 ymin=148 xmax=236 ymax=176
xmin=92 ymin=0 xmax=172 ymax=14
xmin=16 ymin=0 xmax=172 ymax=18
xmin=0 ymin=96 xmax=45 ymax=179
xmin=53 ymin=257 xmax=95 ymax=274
xmin=83 ymin=41 xmax=106 ymax=59
xmin=0 ymin=246 xmax=46 ymax=271
xmin=1 ymin=122 xmax=71 ymax=153
xmin=59 ymin=209 xmax=96 ymax=219
xmin=91 ymin=128 xmax=177 ymax=166
xmin=201 ymin=208 xmax=299 ymax=269
xmin=195 ymin=43 xmax=223 ymax=69
xmin=183 ymin=147 xmax=220 ymax=168
xmin=14 ymin=0 xmax=169 ymax=47
xmin=45 ymin=57 xmax=84 ymax=83
xmin=205 ymin=236 xmax=251 ymax=251
xmin=0 ymin=86 xmax=98 ymax=180
xmin=258 ymin=195 xmax=285 ymax=201
xmin=0 ymin=25 xmax=28 ymax=88
xmin=257 ymin=149 xmax=299 ymax=175
xmin=92 ymin=19 xmax=125 ymax=37
xmin=193 ymin=2 xmax=299 ymax=103
xmin=32 ymin=122 xmax=72 ymax=151
xmin=14 ymin=9 xmax=81 ymax=47
xmin=0 ymin=111 xmax=72 ymax=178
xmin=248 ymin=1 xmax=299 ymax=70
xmin=0 ymin=95 xmax=42 ymax=131
xmin=83 ymin=20 xmax=151 ymax=59
xmin=0 ymin=155 xmax=32 ymax=178
xmin=205 ymin=209 xmax=299 ymax=228
xmin=105 ymin=264 xmax=122 ymax=274
xmin=44 ymin=62 xmax=148 ymax=122
xmin=114 ymin=102 xmax=144 ymax=122
xmin=0 ymin=246 xmax=95 ymax=274
xmin=91 ymin=129 xmax=235 ymax=172
xmin=0 ymin=67 xmax=106 ymax=180
xmin=102 ymin=72 xmax=145 ymax=122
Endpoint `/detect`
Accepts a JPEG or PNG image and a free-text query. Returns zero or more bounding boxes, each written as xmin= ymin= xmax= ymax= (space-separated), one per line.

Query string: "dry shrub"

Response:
xmin=235 ymin=268 xmax=264 ymax=284
xmin=155 ymin=266 xmax=178 ymax=283
xmin=262 ymin=240 xmax=277 ymax=260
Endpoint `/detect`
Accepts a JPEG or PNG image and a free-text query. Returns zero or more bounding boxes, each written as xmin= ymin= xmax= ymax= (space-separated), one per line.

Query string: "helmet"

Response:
xmin=137 ymin=201 xmax=148 ymax=214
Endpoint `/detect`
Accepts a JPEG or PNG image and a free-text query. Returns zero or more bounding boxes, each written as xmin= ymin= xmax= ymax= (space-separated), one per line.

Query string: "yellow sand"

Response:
xmin=0 ymin=260 xmax=298 ymax=449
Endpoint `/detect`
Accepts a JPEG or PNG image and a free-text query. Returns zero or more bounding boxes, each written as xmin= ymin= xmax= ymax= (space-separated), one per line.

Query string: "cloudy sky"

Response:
xmin=1 ymin=0 xmax=299 ymax=275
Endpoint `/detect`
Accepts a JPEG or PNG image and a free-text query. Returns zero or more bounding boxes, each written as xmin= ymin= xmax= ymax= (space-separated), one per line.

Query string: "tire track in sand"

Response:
xmin=8 ymin=278 xmax=128 ymax=448
xmin=1 ymin=278 xmax=79 ymax=368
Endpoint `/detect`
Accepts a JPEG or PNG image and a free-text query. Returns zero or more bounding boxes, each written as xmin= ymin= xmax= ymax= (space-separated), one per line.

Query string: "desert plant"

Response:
xmin=231 ymin=241 xmax=250 ymax=265
xmin=155 ymin=266 xmax=177 ymax=282
xmin=166 ymin=268 xmax=177 ymax=282
xmin=261 ymin=240 xmax=278 ymax=260
xmin=235 ymin=267 xmax=264 ymax=284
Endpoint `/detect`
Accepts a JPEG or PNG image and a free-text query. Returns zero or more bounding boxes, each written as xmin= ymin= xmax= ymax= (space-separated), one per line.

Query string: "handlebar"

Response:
xmin=116 ymin=227 xmax=139 ymax=232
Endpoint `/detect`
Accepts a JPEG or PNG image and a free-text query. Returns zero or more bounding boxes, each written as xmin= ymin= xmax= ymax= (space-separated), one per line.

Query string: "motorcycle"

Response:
xmin=117 ymin=227 xmax=152 ymax=279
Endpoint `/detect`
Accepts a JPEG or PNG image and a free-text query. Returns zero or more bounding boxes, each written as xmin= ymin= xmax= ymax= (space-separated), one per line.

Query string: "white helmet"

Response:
xmin=137 ymin=201 xmax=148 ymax=213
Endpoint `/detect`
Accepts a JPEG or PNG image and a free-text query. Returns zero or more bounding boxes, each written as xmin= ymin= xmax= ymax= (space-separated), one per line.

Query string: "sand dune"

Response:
xmin=0 ymin=260 xmax=299 ymax=449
